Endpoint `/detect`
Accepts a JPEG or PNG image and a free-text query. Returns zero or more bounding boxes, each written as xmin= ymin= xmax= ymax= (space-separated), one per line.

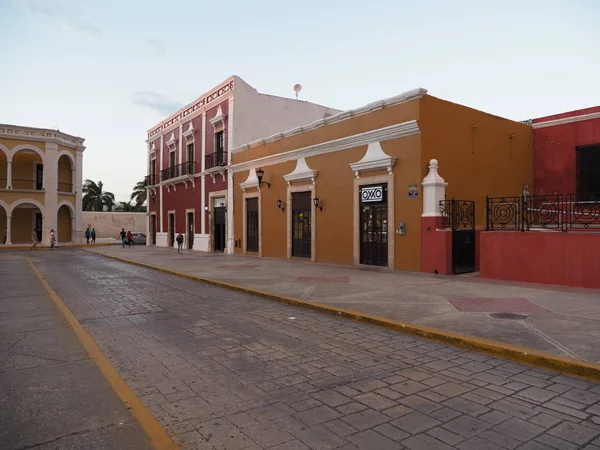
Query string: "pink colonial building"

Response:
xmin=145 ymin=76 xmax=339 ymax=253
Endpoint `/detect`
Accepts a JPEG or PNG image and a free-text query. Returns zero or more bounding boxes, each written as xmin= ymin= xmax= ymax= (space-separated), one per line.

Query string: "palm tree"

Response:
xmin=131 ymin=180 xmax=146 ymax=208
xmin=115 ymin=201 xmax=136 ymax=212
xmin=82 ymin=180 xmax=115 ymax=211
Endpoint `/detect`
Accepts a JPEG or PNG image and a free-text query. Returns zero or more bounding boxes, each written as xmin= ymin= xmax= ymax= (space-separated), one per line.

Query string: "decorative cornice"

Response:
xmin=350 ymin=141 xmax=395 ymax=178
xmin=0 ymin=124 xmax=85 ymax=151
xmin=232 ymin=88 xmax=427 ymax=154
xmin=283 ymin=158 xmax=317 ymax=185
xmin=232 ymin=120 xmax=420 ymax=174
xmin=532 ymin=111 xmax=600 ymax=129
xmin=239 ymin=169 xmax=260 ymax=192
xmin=182 ymin=122 xmax=195 ymax=139
xmin=148 ymin=142 xmax=157 ymax=155
xmin=209 ymin=105 xmax=227 ymax=128
xmin=166 ymin=132 xmax=177 ymax=149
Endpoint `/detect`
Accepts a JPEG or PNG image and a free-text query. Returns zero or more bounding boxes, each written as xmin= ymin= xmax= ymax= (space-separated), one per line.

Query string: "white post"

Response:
xmin=201 ymin=112 xmax=207 ymax=235
xmin=43 ymin=143 xmax=58 ymax=245
xmin=422 ymin=159 xmax=448 ymax=217
xmin=159 ymin=135 xmax=164 ymax=234
xmin=178 ymin=124 xmax=183 ymax=166
xmin=5 ymin=215 xmax=11 ymax=244
xmin=226 ymin=97 xmax=235 ymax=254
xmin=74 ymin=150 xmax=84 ymax=243
xmin=6 ymin=160 xmax=12 ymax=189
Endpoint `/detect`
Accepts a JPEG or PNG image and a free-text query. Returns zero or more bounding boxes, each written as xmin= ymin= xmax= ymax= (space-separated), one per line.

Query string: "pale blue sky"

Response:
xmin=1 ymin=0 xmax=598 ymax=201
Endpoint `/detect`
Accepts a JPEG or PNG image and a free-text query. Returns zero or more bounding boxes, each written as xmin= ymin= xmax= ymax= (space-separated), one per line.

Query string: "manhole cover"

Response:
xmin=489 ymin=313 xmax=529 ymax=320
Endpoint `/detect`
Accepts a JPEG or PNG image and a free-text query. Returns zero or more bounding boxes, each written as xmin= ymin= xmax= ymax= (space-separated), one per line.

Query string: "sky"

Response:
xmin=1 ymin=0 xmax=599 ymax=202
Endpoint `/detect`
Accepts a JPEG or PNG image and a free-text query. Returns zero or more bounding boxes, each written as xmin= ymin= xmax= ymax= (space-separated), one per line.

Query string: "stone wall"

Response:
xmin=82 ymin=212 xmax=146 ymax=239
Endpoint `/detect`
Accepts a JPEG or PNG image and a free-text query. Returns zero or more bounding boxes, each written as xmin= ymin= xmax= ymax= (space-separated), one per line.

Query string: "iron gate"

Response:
xmin=440 ymin=199 xmax=476 ymax=274
xmin=292 ymin=192 xmax=311 ymax=258
xmin=214 ymin=206 xmax=226 ymax=252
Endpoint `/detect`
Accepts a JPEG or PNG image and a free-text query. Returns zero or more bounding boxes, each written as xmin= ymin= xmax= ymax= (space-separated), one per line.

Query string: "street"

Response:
xmin=3 ymin=250 xmax=600 ymax=449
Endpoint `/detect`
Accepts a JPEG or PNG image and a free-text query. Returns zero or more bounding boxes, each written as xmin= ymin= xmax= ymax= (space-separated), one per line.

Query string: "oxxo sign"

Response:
xmin=361 ymin=186 xmax=384 ymax=203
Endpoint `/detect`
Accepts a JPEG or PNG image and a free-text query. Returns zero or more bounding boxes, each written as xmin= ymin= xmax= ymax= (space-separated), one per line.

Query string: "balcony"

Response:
xmin=12 ymin=178 xmax=43 ymax=191
xmin=144 ymin=174 xmax=158 ymax=186
xmin=58 ymin=182 xmax=73 ymax=193
xmin=205 ymin=151 xmax=227 ymax=170
xmin=160 ymin=161 xmax=197 ymax=182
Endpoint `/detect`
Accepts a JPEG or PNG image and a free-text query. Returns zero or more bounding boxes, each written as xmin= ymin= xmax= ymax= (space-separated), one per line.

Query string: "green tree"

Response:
xmin=115 ymin=201 xmax=136 ymax=212
xmin=130 ymin=180 xmax=147 ymax=208
xmin=82 ymin=180 xmax=115 ymax=211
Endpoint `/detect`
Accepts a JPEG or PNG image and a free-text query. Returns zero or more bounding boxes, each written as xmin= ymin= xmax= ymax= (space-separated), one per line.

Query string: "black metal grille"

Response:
xmin=440 ymin=199 xmax=476 ymax=274
xmin=292 ymin=192 xmax=311 ymax=258
xmin=246 ymin=198 xmax=259 ymax=253
xmin=486 ymin=193 xmax=600 ymax=232
xmin=160 ymin=161 xmax=196 ymax=181
xmin=144 ymin=174 xmax=157 ymax=186
xmin=205 ymin=151 xmax=227 ymax=170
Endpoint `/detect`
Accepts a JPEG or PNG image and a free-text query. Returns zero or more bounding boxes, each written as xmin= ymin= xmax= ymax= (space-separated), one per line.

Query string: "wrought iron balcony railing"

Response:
xmin=205 ymin=151 xmax=227 ymax=170
xmin=160 ymin=161 xmax=196 ymax=182
xmin=144 ymin=174 xmax=158 ymax=186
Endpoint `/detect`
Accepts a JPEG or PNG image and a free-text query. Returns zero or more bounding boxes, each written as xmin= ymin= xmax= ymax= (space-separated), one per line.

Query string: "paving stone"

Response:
xmin=396 ymin=369 xmax=431 ymax=381
xmin=347 ymin=429 xmax=399 ymax=450
xmin=243 ymin=421 xmax=294 ymax=448
xmin=443 ymin=396 xmax=491 ymax=417
xmin=427 ymin=426 xmax=465 ymax=446
xmin=399 ymin=395 xmax=443 ymax=414
xmin=270 ymin=440 xmax=311 ymax=450
xmin=550 ymin=376 xmax=595 ymax=390
xmin=375 ymin=387 xmax=404 ymax=400
xmin=561 ymin=389 xmax=600 ymax=406
xmin=248 ymin=402 xmax=296 ymax=422
xmin=391 ymin=411 xmax=441 ymax=434
xmin=226 ymin=412 xmax=260 ymax=429
xmin=274 ymin=415 xmax=309 ymax=433
xmin=402 ymin=433 xmax=455 ymax=450
xmin=515 ymin=442 xmax=555 ymax=450
xmin=542 ymin=401 xmax=590 ymax=420
xmin=457 ymin=436 xmax=506 ymax=450
xmin=534 ymin=434 xmax=580 ymax=450
xmin=443 ymin=415 xmax=492 ymax=438
xmin=553 ymin=396 xmax=588 ymax=410
xmin=293 ymin=405 xmax=341 ymax=427
xmin=322 ymin=419 xmax=357 ymax=438
xmin=349 ymin=379 xmax=388 ymax=393
xmin=461 ymin=392 xmax=495 ymax=406
xmin=341 ymin=408 xmax=390 ymax=431
xmin=390 ymin=380 xmax=428 ymax=396
xmin=489 ymin=399 xmax=537 ymax=420
xmin=310 ymin=390 xmax=351 ymax=408
xmin=529 ymin=412 xmax=564 ymax=429
xmin=374 ymin=423 xmax=410 ymax=442
xmin=295 ymin=425 xmax=348 ymax=450
xmin=382 ymin=404 xmax=413 ymax=419
xmin=477 ymin=430 xmax=522 ymax=449
xmin=548 ymin=421 xmax=600 ymax=446
xmin=472 ymin=388 xmax=506 ymax=401
xmin=354 ymin=392 xmax=398 ymax=411
xmin=336 ymin=401 xmax=366 ymax=415
xmin=493 ymin=417 xmax=545 ymax=442
xmin=430 ymin=382 xmax=472 ymax=398
xmin=517 ymin=387 xmax=560 ymax=404
xmin=291 ymin=398 xmax=323 ymax=412
xmin=429 ymin=407 xmax=463 ymax=422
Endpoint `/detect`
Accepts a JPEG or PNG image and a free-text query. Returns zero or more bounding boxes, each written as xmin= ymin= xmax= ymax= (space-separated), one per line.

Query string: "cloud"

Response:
xmin=132 ymin=91 xmax=183 ymax=116
xmin=145 ymin=38 xmax=167 ymax=56
xmin=24 ymin=0 xmax=102 ymax=40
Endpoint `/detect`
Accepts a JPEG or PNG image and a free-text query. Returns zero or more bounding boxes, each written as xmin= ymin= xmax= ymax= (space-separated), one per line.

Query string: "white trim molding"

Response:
xmin=182 ymin=121 xmax=195 ymax=141
xmin=283 ymin=158 xmax=317 ymax=186
xmin=350 ymin=141 xmax=395 ymax=178
xmin=532 ymin=111 xmax=600 ymax=129
xmin=209 ymin=105 xmax=227 ymax=129
xmin=232 ymin=88 xmax=426 ymax=153
xmin=232 ymin=120 xmax=420 ymax=174
xmin=239 ymin=169 xmax=260 ymax=192
xmin=0 ymin=123 xmax=86 ymax=151
xmin=166 ymin=132 xmax=177 ymax=151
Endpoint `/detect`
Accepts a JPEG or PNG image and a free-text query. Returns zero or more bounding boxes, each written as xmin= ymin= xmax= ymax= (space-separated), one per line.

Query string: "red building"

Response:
xmin=145 ymin=76 xmax=339 ymax=253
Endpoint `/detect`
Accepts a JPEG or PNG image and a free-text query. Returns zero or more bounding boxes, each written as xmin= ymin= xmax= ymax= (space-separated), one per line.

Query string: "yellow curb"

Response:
xmin=85 ymin=249 xmax=600 ymax=383
xmin=1 ymin=243 xmax=115 ymax=250
xmin=26 ymin=256 xmax=179 ymax=450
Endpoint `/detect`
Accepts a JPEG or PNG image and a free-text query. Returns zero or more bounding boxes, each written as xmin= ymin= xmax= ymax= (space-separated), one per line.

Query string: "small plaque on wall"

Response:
xmin=408 ymin=184 xmax=419 ymax=199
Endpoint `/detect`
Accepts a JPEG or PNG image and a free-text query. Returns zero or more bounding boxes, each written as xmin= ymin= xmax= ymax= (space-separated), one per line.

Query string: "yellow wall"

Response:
xmin=12 ymin=153 xmax=42 ymax=189
xmin=0 ymin=138 xmax=45 ymax=152
xmin=58 ymin=194 xmax=75 ymax=206
xmin=58 ymin=205 xmax=72 ymax=242
xmin=58 ymin=156 xmax=73 ymax=190
xmin=419 ymin=96 xmax=534 ymax=227
xmin=0 ymin=153 xmax=6 ymax=183
xmin=233 ymin=99 xmax=424 ymax=271
xmin=0 ymin=191 xmax=45 ymax=206
xmin=12 ymin=207 xmax=37 ymax=243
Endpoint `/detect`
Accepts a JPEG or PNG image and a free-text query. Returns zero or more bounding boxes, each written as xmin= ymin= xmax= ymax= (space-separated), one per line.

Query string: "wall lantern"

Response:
xmin=255 ymin=167 xmax=271 ymax=189
xmin=204 ymin=205 xmax=209 ymax=212
xmin=313 ymin=197 xmax=323 ymax=212
xmin=151 ymin=192 xmax=156 ymax=202
xmin=276 ymin=199 xmax=285 ymax=212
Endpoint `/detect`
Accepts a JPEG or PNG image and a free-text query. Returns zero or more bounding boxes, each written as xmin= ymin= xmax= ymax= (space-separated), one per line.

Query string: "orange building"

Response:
xmin=230 ymin=88 xmax=533 ymax=274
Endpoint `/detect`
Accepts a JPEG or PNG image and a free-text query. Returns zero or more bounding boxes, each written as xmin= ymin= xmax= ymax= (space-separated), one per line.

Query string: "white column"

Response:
xmin=178 ymin=124 xmax=183 ymax=165
xmin=6 ymin=160 xmax=12 ymax=189
xmin=5 ymin=215 xmax=11 ymax=244
xmin=42 ymin=143 xmax=59 ymax=245
xmin=201 ymin=112 xmax=207 ymax=235
xmin=226 ymin=97 xmax=235 ymax=254
xmin=71 ymin=168 xmax=76 ymax=193
xmin=159 ymin=136 xmax=164 ymax=233
xmin=74 ymin=150 xmax=83 ymax=243
xmin=422 ymin=159 xmax=448 ymax=217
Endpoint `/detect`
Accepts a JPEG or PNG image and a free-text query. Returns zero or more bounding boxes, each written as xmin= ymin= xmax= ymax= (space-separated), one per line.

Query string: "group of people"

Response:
xmin=84 ymin=227 xmax=97 ymax=244
xmin=119 ymin=229 xmax=134 ymax=247
xmin=30 ymin=229 xmax=56 ymax=250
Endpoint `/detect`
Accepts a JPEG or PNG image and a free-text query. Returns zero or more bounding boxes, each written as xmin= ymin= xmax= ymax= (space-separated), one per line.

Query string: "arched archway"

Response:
xmin=0 ymin=149 xmax=7 ymax=189
xmin=58 ymin=153 xmax=74 ymax=193
xmin=11 ymin=147 xmax=43 ymax=191
xmin=10 ymin=200 xmax=43 ymax=244
xmin=57 ymin=203 xmax=74 ymax=243
xmin=0 ymin=200 xmax=7 ymax=244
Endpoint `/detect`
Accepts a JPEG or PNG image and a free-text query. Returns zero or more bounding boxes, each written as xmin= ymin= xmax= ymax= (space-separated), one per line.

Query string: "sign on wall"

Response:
xmin=361 ymin=186 xmax=384 ymax=203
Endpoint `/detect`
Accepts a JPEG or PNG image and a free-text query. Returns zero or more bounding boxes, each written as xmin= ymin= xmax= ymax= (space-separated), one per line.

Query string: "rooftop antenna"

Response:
xmin=293 ymin=84 xmax=302 ymax=100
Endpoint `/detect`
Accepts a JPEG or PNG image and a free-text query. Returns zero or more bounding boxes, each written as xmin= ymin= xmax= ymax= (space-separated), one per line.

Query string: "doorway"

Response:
xmin=35 ymin=213 xmax=43 ymax=242
xmin=213 ymin=205 xmax=226 ymax=252
xmin=292 ymin=192 xmax=311 ymax=258
xmin=359 ymin=184 xmax=388 ymax=267
xmin=150 ymin=215 xmax=156 ymax=245
xmin=168 ymin=213 xmax=175 ymax=247
xmin=246 ymin=198 xmax=259 ymax=253
xmin=187 ymin=212 xmax=194 ymax=249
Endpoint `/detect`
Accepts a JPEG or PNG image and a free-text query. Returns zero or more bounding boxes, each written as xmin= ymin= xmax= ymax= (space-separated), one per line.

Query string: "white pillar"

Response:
xmin=159 ymin=135 xmax=164 ymax=233
xmin=226 ymin=97 xmax=235 ymax=254
xmin=71 ymin=168 xmax=76 ymax=193
xmin=178 ymin=124 xmax=183 ymax=166
xmin=5 ymin=215 xmax=11 ymax=244
xmin=201 ymin=175 xmax=206 ymax=234
xmin=74 ymin=150 xmax=84 ymax=243
xmin=422 ymin=159 xmax=448 ymax=217
xmin=6 ymin=160 xmax=12 ymax=189
xmin=42 ymin=143 xmax=59 ymax=245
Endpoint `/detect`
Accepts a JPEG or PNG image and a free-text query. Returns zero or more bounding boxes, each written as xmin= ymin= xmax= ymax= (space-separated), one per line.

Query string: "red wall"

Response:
xmin=421 ymin=217 xmax=451 ymax=274
xmin=480 ymin=231 xmax=600 ymax=289
xmin=533 ymin=110 xmax=600 ymax=195
xmin=161 ymin=183 xmax=202 ymax=233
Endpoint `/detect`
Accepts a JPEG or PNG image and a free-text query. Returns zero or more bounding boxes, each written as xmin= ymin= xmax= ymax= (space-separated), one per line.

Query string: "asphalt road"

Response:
xmin=5 ymin=249 xmax=600 ymax=449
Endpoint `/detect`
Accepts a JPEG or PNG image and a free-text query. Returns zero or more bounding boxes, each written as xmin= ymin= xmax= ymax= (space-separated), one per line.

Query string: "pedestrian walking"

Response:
xmin=126 ymin=230 xmax=133 ymax=248
xmin=91 ymin=228 xmax=96 ymax=244
xmin=176 ymin=232 xmax=184 ymax=254
xmin=85 ymin=227 xmax=90 ymax=244
xmin=119 ymin=228 xmax=127 ymax=247
xmin=50 ymin=229 xmax=56 ymax=251
xmin=30 ymin=229 xmax=38 ymax=250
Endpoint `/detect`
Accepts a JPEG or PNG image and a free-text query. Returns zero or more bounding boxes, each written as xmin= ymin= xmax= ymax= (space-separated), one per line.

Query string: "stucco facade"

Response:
xmin=145 ymin=75 xmax=340 ymax=253
xmin=0 ymin=124 xmax=84 ymax=246
xmin=231 ymin=89 xmax=533 ymax=273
